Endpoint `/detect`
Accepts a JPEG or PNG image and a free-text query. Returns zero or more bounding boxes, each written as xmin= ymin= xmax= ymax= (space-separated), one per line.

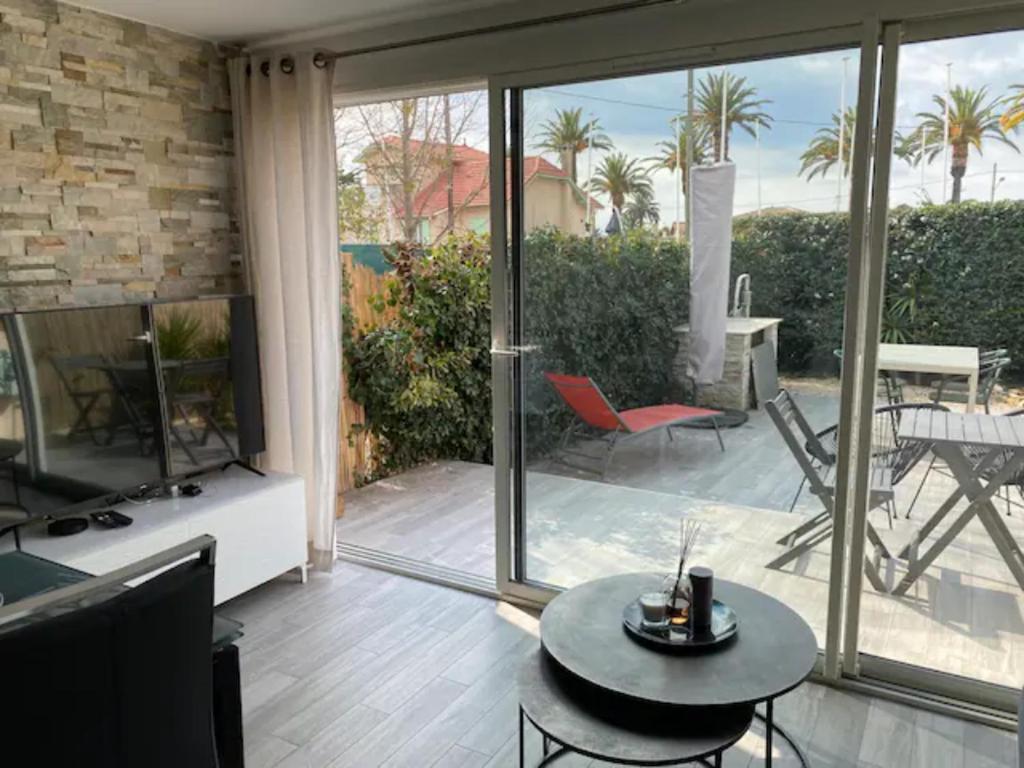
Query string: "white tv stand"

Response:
xmin=9 ymin=465 xmax=308 ymax=605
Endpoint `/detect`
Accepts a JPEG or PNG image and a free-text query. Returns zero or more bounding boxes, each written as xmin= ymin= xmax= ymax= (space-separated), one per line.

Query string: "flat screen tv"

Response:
xmin=151 ymin=295 xmax=265 ymax=478
xmin=0 ymin=296 xmax=264 ymax=523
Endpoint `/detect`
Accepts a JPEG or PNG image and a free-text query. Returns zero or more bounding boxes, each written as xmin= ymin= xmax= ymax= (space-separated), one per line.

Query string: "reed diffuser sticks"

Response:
xmin=672 ymin=518 xmax=702 ymax=605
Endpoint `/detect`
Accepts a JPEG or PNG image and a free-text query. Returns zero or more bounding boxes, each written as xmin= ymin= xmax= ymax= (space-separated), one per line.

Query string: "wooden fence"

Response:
xmin=337 ymin=251 xmax=397 ymax=508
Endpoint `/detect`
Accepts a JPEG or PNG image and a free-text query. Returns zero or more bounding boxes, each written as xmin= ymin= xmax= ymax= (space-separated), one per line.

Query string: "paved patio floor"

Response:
xmin=337 ymin=381 xmax=1024 ymax=690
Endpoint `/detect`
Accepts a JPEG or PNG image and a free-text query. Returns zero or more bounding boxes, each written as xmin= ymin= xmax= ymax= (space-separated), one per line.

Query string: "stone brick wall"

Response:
xmin=0 ymin=0 xmax=241 ymax=309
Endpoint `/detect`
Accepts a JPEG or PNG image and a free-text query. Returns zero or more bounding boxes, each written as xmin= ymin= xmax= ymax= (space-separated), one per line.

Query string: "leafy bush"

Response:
xmin=345 ymin=203 xmax=1024 ymax=480
xmin=732 ymin=202 xmax=1024 ymax=375
xmin=156 ymin=307 xmax=204 ymax=361
xmin=523 ymin=228 xmax=689 ymax=458
xmin=886 ymin=202 xmax=1024 ymax=367
xmin=345 ymin=235 xmax=492 ymax=478
xmin=732 ymin=212 xmax=850 ymax=373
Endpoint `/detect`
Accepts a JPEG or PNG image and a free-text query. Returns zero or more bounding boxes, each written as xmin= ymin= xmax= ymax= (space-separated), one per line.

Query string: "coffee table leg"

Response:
xmin=755 ymin=700 xmax=811 ymax=768
xmin=519 ymin=705 xmax=525 ymax=768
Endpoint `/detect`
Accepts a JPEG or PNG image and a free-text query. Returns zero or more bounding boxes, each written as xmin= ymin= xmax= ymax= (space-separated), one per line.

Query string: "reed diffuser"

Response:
xmin=667 ymin=519 xmax=702 ymax=623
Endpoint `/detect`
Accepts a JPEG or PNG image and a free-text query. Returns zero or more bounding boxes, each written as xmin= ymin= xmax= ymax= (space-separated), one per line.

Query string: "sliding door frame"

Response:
xmin=490 ymin=5 xmax=1024 ymax=719
xmin=489 ymin=23 xmax=874 ymax=626
xmin=844 ymin=8 xmax=1024 ymax=716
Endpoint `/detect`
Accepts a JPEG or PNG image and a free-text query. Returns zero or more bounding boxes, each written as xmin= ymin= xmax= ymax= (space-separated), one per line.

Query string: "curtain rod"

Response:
xmin=250 ymin=0 xmax=686 ymax=72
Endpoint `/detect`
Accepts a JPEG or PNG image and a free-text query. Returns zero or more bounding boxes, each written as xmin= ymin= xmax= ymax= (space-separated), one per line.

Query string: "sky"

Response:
xmin=340 ymin=28 xmax=1024 ymax=230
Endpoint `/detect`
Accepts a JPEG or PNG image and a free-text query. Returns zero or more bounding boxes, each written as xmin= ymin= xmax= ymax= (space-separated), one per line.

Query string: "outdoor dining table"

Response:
xmin=893 ymin=409 xmax=1024 ymax=596
xmin=878 ymin=343 xmax=980 ymax=412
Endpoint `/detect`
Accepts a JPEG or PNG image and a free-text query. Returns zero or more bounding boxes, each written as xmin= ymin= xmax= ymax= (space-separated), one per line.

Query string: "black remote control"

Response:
xmin=90 ymin=510 xmax=134 ymax=528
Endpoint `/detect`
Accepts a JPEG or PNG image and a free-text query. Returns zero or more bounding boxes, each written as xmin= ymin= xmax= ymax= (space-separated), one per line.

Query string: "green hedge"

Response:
xmin=344 ymin=236 xmax=492 ymax=480
xmin=345 ymin=203 xmax=1024 ymax=479
xmin=885 ymin=203 xmax=1024 ymax=366
xmin=734 ymin=202 xmax=1024 ymax=376
xmin=522 ymin=228 xmax=689 ymax=459
xmin=732 ymin=212 xmax=850 ymax=373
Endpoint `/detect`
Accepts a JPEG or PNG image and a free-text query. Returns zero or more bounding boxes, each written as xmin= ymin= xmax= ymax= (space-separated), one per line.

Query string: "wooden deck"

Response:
xmin=337 ymin=382 xmax=1024 ymax=690
xmin=226 ymin=562 xmax=1018 ymax=768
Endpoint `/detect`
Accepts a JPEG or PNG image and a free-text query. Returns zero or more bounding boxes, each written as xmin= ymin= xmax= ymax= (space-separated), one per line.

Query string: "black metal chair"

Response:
xmin=930 ymin=349 xmax=1011 ymax=414
xmin=833 ymin=348 xmax=904 ymax=406
xmin=0 ymin=556 xmax=218 ymax=768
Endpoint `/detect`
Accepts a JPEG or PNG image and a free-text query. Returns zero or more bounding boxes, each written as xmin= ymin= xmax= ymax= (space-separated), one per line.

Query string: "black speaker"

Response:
xmin=689 ymin=566 xmax=714 ymax=636
xmin=229 ymin=295 xmax=265 ymax=458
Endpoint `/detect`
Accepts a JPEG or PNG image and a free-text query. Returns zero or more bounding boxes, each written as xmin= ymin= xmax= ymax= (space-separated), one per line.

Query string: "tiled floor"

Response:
xmin=222 ymin=562 xmax=1018 ymax=768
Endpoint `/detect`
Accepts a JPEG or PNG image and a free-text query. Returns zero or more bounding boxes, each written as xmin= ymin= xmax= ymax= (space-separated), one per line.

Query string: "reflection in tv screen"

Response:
xmin=0 ymin=297 xmax=264 ymax=524
xmin=3 ymin=305 xmax=164 ymax=518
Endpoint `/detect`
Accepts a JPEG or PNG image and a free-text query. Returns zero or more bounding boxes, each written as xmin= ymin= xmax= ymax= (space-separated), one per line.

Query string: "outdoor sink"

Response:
xmin=673 ymin=317 xmax=782 ymax=410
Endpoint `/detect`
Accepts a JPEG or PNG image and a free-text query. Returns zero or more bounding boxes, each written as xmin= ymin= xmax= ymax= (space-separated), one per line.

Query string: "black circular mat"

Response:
xmin=679 ymin=408 xmax=749 ymax=430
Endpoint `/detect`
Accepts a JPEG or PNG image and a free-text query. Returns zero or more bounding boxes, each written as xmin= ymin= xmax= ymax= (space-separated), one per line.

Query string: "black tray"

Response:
xmin=622 ymin=598 xmax=738 ymax=652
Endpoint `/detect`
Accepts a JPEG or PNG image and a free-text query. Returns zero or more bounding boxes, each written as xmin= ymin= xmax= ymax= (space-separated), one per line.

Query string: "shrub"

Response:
xmin=345 ymin=235 xmax=492 ymax=479
xmin=886 ymin=202 xmax=1024 ymax=367
xmin=732 ymin=203 xmax=1024 ymax=375
xmin=523 ymin=228 xmax=689 ymax=458
xmin=345 ymin=203 xmax=1024 ymax=480
xmin=731 ymin=212 xmax=850 ymax=374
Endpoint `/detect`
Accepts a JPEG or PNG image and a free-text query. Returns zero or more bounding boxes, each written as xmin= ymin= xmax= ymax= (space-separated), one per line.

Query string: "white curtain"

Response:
xmin=228 ymin=53 xmax=340 ymax=571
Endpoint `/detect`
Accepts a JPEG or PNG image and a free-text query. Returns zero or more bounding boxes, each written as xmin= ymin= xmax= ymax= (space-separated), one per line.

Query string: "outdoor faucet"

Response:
xmin=732 ymin=273 xmax=752 ymax=318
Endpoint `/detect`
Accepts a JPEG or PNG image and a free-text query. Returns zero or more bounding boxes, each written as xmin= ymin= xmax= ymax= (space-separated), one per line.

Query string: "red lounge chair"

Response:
xmin=544 ymin=372 xmax=725 ymax=478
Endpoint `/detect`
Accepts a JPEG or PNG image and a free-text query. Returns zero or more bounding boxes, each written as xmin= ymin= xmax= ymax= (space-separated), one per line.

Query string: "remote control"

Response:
xmin=90 ymin=510 xmax=134 ymax=528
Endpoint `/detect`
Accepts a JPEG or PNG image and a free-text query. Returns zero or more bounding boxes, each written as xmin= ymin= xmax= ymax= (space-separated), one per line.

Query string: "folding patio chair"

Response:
xmin=51 ymin=355 xmax=116 ymax=445
xmin=545 ymin=372 xmax=724 ymax=479
xmin=795 ymin=401 xmax=948 ymax=521
xmin=166 ymin=357 xmax=237 ymax=465
xmin=765 ymin=388 xmax=894 ymax=592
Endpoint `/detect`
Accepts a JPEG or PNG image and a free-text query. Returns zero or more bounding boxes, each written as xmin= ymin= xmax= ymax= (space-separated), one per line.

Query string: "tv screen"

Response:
xmin=0 ymin=297 xmax=265 ymax=524
xmin=0 ymin=305 xmax=165 ymax=519
xmin=152 ymin=296 xmax=265 ymax=478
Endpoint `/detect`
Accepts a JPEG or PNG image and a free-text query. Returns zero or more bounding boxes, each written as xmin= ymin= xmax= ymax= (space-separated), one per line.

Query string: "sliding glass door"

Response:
xmin=849 ymin=16 xmax=1024 ymax=711
xmin=491 ymin=33 xmax=876 ymax=663
xmin=493 ymin=9 xmax=1024 ymax=715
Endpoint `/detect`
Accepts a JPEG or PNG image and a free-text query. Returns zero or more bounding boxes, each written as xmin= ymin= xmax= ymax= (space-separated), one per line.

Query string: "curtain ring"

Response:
xmin=313 ymin=52 xmax=329 ymax=69
xmin=280 ymin=56 xmax=295 ymax=74
xmin=259 ymin=60 xmax=270 ymax=77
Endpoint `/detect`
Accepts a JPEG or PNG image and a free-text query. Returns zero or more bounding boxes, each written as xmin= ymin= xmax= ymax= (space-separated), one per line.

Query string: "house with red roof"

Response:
xmin=359 ymin=137 xmax=601 ymax=243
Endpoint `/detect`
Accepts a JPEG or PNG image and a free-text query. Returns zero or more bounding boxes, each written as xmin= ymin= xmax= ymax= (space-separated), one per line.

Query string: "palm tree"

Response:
xmin=1000 ymin=84 xmax=1024 ymax=132
xmin=799 ymin=107 xmax=856 ymax=181
xmin=590 ymin=152 xmax=651 ymax=211
xmin=623 ymin=186 xmax=660 ymax=229
xmin=897 ymin=85 xmax=1018 ymax=203
xmin=535 ymin=107 xmax=613 ymax=182
xmin=695 ymin=72 xmax=773 ymax=161
xmin=648 ymin=118 xmax=711 ymax=197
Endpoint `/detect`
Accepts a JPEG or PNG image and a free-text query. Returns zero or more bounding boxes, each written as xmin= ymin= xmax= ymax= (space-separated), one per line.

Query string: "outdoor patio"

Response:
xmin=336 ymin=378 xmax=1024 ymax=690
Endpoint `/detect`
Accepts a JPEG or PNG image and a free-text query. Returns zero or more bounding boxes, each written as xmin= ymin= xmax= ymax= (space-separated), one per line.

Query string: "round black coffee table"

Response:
xmin=518 ymin=648 xmax=753 ymax=766
xmin=529 ymin=573 xmax=817 ymax=767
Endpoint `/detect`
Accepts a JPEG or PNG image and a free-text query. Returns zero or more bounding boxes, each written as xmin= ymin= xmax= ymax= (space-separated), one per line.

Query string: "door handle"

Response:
xmin=490 ymin=345 xmax=540 ymax=358
xmin=127 ymin=332 xmax=152 ymax=343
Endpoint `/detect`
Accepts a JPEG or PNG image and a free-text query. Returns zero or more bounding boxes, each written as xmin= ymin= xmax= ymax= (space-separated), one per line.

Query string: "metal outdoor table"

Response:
xmin=893 ymin=409 xmax=1024 ymax=596
xmin=878 ymin=343 xmax=980 ymax=412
